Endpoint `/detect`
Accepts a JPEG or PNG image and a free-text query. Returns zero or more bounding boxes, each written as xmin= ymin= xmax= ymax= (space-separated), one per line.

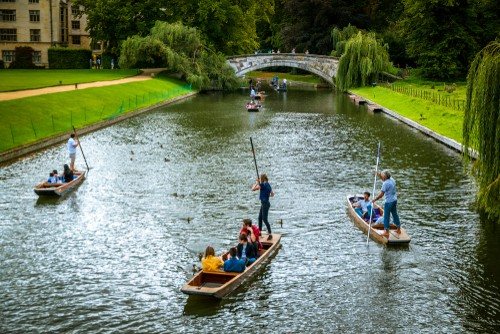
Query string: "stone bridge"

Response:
xmin=227 ymin=53 xmax=339 ymax=85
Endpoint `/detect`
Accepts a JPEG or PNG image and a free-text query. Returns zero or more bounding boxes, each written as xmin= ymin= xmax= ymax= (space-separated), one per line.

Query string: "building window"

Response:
xmin=2 ymin=50 xmax=15 ymax=62
xmin=71 ymin=20 xmax=80 ymax=29
xmin=71 ymin=7 xmax=80 ymax=16
xmin=32 ymin=51 xmax=41 ymax=63
xmin=30 ymin=29 xmax=40 ymax=42
xmin=29 ymin=10 xmax=40 ymax=22
xmin=0 ymin=0 xmax=16 ymax=2
xmin=29 ymin=0 xmax=39 ymax=3
xmin=72 ymin=35 xmax=81 ymax=45
xmin=0 ymin=29 xmax=17 ymax=41
xmin=1 ymin=9 xmax=16 ymax=21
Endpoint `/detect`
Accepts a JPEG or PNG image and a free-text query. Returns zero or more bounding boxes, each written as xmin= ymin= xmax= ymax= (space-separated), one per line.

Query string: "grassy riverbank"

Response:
xmin=0 ymin=75 xmax=192 ymax=152
xmin=246 ymin=71 xmax=323 ymax=84
xmin=350 ymin=74 xmax=467 ymax=143
xmin=0 ymin=69 xmax=139 ymax=92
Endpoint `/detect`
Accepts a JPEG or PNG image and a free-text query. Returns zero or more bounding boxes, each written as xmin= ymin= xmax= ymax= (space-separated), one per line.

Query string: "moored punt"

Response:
xmin=246 ymin=102 xmax=262 ymax=112
xmin=346 ymin=195 xmax=411 ymax=245
xmin=181 ymin=233 xmax=281 ymax=298
xmin=34 ymin=171 xmax=86 ymax=197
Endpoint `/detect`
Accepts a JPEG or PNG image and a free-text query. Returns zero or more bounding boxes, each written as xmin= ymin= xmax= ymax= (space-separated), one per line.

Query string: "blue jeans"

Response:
xmin=383 ymin=200 xmax=401 ymax=230
xmin=258 ymin=200 xmax=271 ymax=234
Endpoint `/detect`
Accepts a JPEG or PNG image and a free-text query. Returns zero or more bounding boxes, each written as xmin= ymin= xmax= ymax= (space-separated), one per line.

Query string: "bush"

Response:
xmin=0 ymin=60 xmax=4 ymax=69
xmin=9 ymin=46 xmax=36 ymax=69
xmin=48 ymin=48 xmax=92 ymax=69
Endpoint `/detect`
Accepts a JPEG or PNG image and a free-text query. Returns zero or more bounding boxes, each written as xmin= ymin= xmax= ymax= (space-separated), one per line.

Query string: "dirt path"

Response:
xmin=0 ymin=75 xmax=152 ymax=102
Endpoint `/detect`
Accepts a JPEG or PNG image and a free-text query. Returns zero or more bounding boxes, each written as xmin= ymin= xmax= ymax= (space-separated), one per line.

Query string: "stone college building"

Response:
xmin=0 ymin=0 xmax=91 ymax=67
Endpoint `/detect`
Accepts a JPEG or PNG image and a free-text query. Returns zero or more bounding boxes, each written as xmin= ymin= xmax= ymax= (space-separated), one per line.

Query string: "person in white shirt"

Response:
xmin=67 ymin=134 xmax=79 ymax=171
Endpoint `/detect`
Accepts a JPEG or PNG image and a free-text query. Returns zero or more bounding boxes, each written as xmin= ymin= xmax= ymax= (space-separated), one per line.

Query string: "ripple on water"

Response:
xmin=1 ymin=91 xmax=499 ymax=332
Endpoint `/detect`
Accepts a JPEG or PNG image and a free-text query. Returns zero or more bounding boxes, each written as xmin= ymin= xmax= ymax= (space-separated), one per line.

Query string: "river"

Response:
xmin=1 ymin=90 xmax=499 ymax=333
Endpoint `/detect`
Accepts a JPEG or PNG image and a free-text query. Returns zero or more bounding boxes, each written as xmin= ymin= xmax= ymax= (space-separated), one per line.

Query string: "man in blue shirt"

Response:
xmin=372 ymin=170 xmax=401 ymax=238
xmin=224 ymin=247 xmax=245 ymax=273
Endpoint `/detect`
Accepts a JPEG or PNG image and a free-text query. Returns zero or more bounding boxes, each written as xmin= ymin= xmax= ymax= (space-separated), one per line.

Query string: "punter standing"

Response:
xmin=252 ymin=173 xmax=275 ymax=240
xmin=67 ymin=134 xmax=79 ymax=171
xmin=372 ymin=170 xmax=401 ymax=237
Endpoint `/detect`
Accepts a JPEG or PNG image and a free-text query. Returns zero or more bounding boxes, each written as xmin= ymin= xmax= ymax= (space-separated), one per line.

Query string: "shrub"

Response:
xmin=0 ymin=60 xmax=4 ymax=69
xmin=48 ymin=48 xmax=92 ymax=69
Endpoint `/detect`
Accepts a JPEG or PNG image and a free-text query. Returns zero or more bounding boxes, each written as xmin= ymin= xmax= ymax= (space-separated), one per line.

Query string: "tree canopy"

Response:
xmin=119 ymin=21 xmax=239 ymax=91
xmin=336 ymin=31 xmax=391 ymax=91
xmin=463 ymin=40 xmax=500 ymax=222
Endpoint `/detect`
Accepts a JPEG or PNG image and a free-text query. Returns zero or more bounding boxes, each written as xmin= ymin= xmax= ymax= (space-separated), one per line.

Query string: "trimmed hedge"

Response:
xmin=48 ymin=48 xmax=92 ymax=69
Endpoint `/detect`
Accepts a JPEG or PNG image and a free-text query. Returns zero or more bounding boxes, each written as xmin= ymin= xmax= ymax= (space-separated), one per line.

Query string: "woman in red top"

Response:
xmin=239 ymin=218 xmax=262 ymax=251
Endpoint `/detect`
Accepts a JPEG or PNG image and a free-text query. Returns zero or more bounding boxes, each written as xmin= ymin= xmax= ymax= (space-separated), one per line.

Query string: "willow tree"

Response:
xmin=119 ymin=21 xmax=239 ymax=90
xmin=463 ymin=40 xmax=500 ymax=222
xmin=330 ymin=24 xmax=359 ymax=57
xmin=336 ymin=31 xmax=391 ymax=91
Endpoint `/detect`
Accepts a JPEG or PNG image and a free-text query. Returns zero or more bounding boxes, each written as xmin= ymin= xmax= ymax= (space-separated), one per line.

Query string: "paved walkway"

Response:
xmin=0 ymin=75 xmax=153 ymax=101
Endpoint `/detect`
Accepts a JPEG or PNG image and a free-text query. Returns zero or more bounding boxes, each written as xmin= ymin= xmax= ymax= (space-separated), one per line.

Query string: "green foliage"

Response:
xmin=119 ymin=21 xmax=239 ymax=91
xmin=48 ymin=48 xmax=92 ymax=69
xmin=9 ymin=47 xmax=36 ymax=69
xmin=398 ymin=0 xmax=500 ymax=80
xmin=331 ymin=24 xmax=360 ymax=57
xmin=336 ymin=31 xmax=391 ymax=91
xmin=463 ymin=40 xmax=500 ymax=222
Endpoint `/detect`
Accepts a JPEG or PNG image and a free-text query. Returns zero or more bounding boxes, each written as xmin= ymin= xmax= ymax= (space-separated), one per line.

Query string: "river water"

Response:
xmin=1 ymin=90 xmax=499 ymax=333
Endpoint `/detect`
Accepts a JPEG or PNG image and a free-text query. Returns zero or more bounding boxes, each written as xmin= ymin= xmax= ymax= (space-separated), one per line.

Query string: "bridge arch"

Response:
xmin=227 ymin=54 xmax=339 ymax=85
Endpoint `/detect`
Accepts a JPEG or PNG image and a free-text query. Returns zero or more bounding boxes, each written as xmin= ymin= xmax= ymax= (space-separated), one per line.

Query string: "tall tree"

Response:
xmin=462 ymin=40 xmax=500 ymax=222
xmin=119 ymin=21 xmax=239 ymax=90
xmin=278 ymin=0 xmax=369 ymax=54
xmin=336 ymin=31 xmax=391 ymax=91
xmin=77 ymin=0 xmax=273 ymax=55
xmin=398 ymin=0 xmax=500 ymax=79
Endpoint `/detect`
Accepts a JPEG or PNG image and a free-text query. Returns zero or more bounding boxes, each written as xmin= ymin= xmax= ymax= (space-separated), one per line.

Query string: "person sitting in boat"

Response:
xmin=52 ymin=169 xmax=61 ymax=182
xmin=352 ymin=191 xmax=373 ymax=221
xmin=237 ymin=233 xmax=257 ymax=265
xmin=62 ymin=164 xmax=74 ymax=183
xmin=201 ymin=246 xmax=224 ymax=272
xmin=223 ymin=247 xmax=245 ymax=273
xmin=240 ymin=218 xmax=262 ymax=251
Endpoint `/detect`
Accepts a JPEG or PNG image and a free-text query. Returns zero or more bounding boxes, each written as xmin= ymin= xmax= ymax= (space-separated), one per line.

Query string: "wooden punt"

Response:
xmin=181 ymin=233 xmax=281 ymax=298
xmin=246 ymin=102 xmax=262 ymax=112
xmin=34 ymin=171 xmax=86 ymax=197
xmin=347 ymin=195 xmax=411 ymax=245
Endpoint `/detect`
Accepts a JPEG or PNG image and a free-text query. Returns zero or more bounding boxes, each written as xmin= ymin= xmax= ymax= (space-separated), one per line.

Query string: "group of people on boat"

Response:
xmin=270 ymin=76 xmax=287 ymax=91
xmin=43 ymin=134 xmax=80 ymax=187
xmin=351 ymin=170 xmax=401 ymax=238
xmin=43 ymin=164 xmax=75 ymax=186
xmin=201 ymin=173 xmax=274 ymax=273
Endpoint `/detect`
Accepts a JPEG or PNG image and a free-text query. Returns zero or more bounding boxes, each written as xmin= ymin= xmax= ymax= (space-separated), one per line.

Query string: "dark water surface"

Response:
xmin=1 ymin=90 xmax=499 ymax=333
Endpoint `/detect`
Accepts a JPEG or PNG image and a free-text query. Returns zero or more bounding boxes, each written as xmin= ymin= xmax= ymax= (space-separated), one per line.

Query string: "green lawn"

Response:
xmin=351 ymin=86 xmax=464 ymax=143
xmin=246 ymin=71 xmax=323 ymax=84
xmin=0 ymin=69 xmax=140 ymax=92
xmin=0 ymin=76 xmax=192 ymax=152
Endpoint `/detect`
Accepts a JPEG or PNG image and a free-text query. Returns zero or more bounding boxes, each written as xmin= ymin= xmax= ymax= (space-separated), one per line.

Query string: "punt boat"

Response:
xmin=246 ymin=102 xmax=262 ymax=112
xmin=34 ymin=171 xmax=86 ymax=197
xmin=181 ymin=233 xmax=281 ymax=298
xmin=347 ymin=195 xmax=411 ymax=245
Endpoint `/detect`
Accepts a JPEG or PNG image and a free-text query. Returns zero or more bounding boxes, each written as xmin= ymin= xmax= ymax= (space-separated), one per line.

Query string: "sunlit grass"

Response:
xmin=0 ymin=69 xmax=139 ymax=92
xmin=245 ymin=71 xmax=323 ymax=84
xmin=351 ymin=86 xmax=464 ymax=143
xmin=0 ymin=77 xmax=192 ymax=152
